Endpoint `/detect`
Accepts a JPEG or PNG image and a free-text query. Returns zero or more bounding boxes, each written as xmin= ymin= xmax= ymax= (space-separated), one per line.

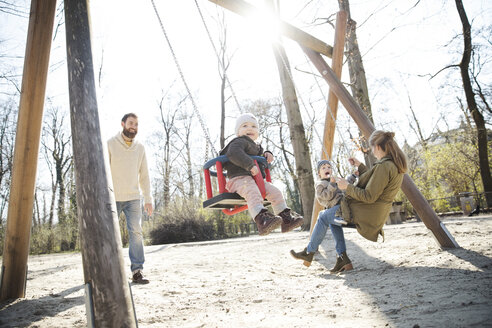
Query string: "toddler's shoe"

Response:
xmin=254 ymin=210 xmax=282 ymax=236
xmin=278 ymin=208 xmax=304 ymax=233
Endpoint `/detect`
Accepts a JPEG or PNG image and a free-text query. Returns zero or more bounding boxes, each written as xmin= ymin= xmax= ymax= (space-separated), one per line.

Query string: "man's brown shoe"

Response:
xmin=290 ymin=247 xmax=315 ymax=267
xmin=254 ymin=210 xmax=282 ymax=236
xmin=132 ymin=270 xmax=150 ymax=284
xmin=279 ymin=208 xmax=304 ymax=233
xmin=329 ymin=251 xmax=353 ymax=274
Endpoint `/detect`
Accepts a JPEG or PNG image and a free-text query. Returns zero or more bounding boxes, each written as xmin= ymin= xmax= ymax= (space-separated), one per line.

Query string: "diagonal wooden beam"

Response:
xmin=0 ymin=0 xmax=57 ymax=301
xmin=208 ymin=0 xmax=333 ymax=58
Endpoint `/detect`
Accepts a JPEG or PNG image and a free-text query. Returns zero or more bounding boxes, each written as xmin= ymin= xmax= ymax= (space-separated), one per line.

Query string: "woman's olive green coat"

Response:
xmin=339 ymin=156 xmax=403 ymax=242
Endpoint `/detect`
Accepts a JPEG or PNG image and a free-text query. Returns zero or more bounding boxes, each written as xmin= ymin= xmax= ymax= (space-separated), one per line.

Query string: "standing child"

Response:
xmin=220 ymin=113 xmax=303 ymax=236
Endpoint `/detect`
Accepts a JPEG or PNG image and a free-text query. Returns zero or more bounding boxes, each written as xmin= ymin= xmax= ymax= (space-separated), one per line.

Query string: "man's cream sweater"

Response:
xmin=107 ymin=132 xmax=152 ymax=204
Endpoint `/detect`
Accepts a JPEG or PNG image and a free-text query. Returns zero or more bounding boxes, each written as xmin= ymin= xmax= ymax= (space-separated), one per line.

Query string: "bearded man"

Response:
xmin=107 ymin=113 xmax=153 ymax=284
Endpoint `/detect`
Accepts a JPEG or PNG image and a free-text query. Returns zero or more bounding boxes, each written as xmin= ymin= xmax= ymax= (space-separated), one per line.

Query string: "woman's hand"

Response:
xmin=348 ymin=157 xmax=361 ymax=167
xmin=250 ymin=165 xmax=260 ymax=176
xmin=264 ymin=152 xmax=274 ymax=164
xmin=337 ymin=178 xmax=349 ymax=190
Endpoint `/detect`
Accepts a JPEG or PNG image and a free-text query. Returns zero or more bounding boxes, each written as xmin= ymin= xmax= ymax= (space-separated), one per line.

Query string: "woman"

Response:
xmin=290 ymin=130 xmax=408 ymax=273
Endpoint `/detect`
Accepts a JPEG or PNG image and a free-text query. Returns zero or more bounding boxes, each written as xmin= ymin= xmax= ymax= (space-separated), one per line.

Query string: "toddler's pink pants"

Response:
xmin=226 ymin=175 xmax=287 ymax=219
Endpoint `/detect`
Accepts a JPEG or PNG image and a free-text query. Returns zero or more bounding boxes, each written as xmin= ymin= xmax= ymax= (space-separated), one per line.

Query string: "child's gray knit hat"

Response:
xmin=317 ymin=160 xmax=332 ymax=172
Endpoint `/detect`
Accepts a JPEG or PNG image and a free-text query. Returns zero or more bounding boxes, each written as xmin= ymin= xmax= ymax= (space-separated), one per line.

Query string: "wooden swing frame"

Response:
xmin=0 ymin=2 xmax=458 ymax=325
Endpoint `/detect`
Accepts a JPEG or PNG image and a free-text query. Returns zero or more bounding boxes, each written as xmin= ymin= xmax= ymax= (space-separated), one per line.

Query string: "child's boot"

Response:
xmin=254 ymin=210 xmax=282 ymax=236
xmin=278 ymin=208 xmax=304 ymax=233
xmin=290 ymin=247 xmax=315 ymax=267
xmin=329 ymin=251 xmax=353 ymax=274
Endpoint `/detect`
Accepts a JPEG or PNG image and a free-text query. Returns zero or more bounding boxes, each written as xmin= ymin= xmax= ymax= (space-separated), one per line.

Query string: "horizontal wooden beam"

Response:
xmin=208 ymin=0 xmax=333 ymax=58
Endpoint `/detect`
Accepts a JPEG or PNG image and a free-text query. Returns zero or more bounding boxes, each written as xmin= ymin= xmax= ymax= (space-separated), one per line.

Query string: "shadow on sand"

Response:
xmin=313 ymin=234 xmax=492 ymax=327
xmin=0 ymin=285 xmax=85 ymax=327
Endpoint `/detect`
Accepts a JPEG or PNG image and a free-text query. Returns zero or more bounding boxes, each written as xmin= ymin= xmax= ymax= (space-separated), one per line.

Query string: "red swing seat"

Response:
xmin=202 ymin=155 xmax=272 ymax=215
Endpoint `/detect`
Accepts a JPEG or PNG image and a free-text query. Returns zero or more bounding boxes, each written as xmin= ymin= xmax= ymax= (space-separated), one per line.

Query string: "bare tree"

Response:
xmin=0 ymin=99 xmax=16 ymax=225
xmin=41 ymin=106 xmax=72 ymax=226
xmin=40 ymin=106 xmax=72 ymax=252
xmin=213 ymin=12 xmax=236 ymax=149
xmin=454 ymin=0 xmax=492 ymax=207
xmin=406 ymin=90 xmax=428 ymax=151
xmin=337 ymin=0 xmax=377 ymax=167
xmin=174 ymin=110 xmax=196 ymax=199
xmin=0 ymin=1 xmax=27 ymax=18
xmin=156 ymin=93 xmax=182 ymax=209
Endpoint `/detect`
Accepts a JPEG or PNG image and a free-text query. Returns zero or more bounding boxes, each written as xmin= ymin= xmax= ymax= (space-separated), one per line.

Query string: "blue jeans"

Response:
xmin=307 ymin=205 xmax=346 ymax=255
xmin=116 ymin=200 xmax=145 ymax=272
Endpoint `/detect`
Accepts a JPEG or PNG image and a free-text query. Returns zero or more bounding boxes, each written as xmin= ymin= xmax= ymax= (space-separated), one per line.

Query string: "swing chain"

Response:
xmin=150 ymin=0 xmax=218 ymax=156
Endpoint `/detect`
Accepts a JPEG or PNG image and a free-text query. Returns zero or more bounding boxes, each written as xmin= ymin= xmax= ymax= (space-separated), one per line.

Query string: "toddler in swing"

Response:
xmin=220 ymin=113 xmax=303 ymax=236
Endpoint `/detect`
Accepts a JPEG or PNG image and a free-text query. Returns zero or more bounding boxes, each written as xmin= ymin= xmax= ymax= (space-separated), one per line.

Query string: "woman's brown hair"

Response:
xmin=369 ymin=130 xmax=408 ymax=173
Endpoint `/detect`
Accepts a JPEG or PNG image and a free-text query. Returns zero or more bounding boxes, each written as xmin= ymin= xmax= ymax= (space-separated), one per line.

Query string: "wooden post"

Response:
xmin=303 ymin=47 xmax=459 ymax=248
xmin=64 ymin=1 xmax=137 ymax=326
xmin=0 ymin=0 xmax=57 ymax=301
xmin=310 ymin=11 xmax=348 ymax=234
xmin=208 ymin=0 xmax=333 ymax=58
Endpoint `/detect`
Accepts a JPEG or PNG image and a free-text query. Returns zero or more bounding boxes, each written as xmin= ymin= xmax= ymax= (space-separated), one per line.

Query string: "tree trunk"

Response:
xmin=64 ymin=0 xmax=137 ymax=325
xmin=158 ymin=99 xmax=176 ymax=210
xmin=278 ymin=119 xmax=302 ymax=212
xmin=407 ymin=92 xmax=428 ymax=151
xmin=48 ymin=181 xmax=56 ymax=229
xmin=338 ymin=0 xmax=376 ymax=167
xmin=455 ymin=0 xmax=492 ymax=208
xmin=267 ymin=0 xmax=315 ymax=223
xmin=56 ymin=165 xmax=66 ymax=224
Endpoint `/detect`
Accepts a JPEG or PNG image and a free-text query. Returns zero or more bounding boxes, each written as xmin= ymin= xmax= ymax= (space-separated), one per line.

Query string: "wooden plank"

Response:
xmin=303 ymin=46 xmax=459 ymax=248
xmin=64 ymin=1 xmax=137 ymax=326
xmin=310 ymin=11 xmax=347 ymax=234
xmin=0 ymin=0 xmax=57 ymax=301
xmin=209 ymin=0 xmax=333 ymax=58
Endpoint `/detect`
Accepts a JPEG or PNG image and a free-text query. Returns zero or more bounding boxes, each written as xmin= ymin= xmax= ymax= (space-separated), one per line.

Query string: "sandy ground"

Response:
xmin=1 ymin=214 xmax=491 ymax=328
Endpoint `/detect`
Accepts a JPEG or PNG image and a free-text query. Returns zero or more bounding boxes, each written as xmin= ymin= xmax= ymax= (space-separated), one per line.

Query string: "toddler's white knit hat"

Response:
xmin=235 ymin=113 xmax=259 ymax=136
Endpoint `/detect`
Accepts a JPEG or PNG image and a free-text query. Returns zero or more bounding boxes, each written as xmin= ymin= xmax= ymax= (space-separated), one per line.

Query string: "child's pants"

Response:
xmin=226 ymin=175 xmax=287 ymax=218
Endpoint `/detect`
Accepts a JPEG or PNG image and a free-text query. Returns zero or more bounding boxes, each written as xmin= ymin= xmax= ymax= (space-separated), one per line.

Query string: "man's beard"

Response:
xmin=123 ymin=127 xmax=137 ymax=139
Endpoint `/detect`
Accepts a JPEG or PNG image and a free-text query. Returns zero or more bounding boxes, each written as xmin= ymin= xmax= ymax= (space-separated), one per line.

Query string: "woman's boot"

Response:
xmin=329 ymin=251 xmax=353 ymax=274
xmin=290 ymin=248 xmax=315 ymax=267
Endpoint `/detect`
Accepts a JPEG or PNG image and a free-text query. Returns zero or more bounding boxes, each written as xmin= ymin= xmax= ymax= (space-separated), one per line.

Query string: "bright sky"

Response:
xmin=1 ymin=0 xmax=491 ymax=177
